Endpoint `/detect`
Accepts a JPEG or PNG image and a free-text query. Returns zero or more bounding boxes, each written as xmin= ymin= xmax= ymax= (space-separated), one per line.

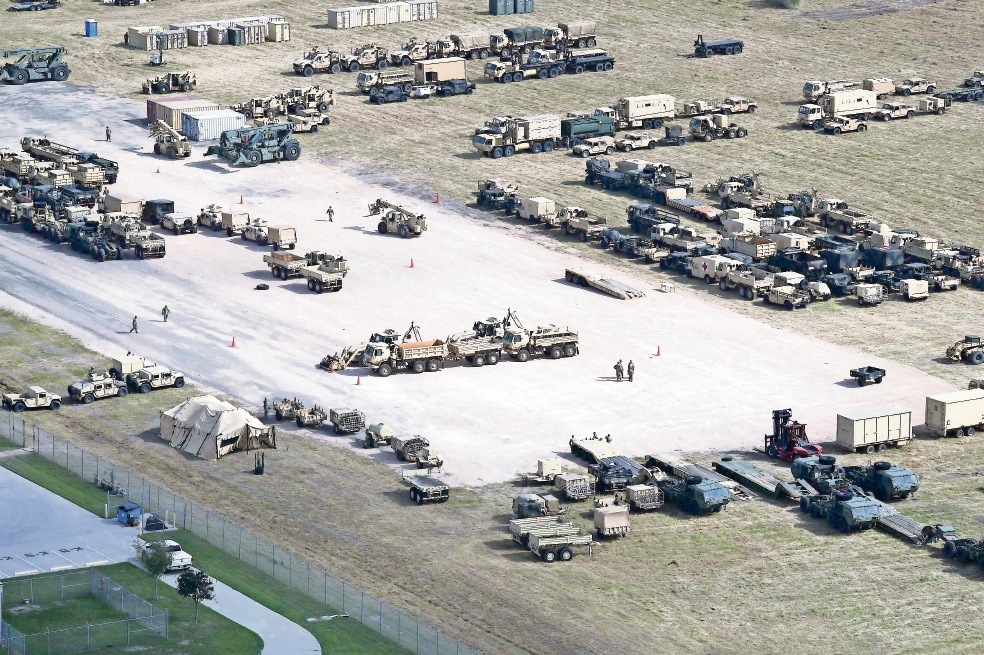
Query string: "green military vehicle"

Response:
xmin=844 ymin=461 xmax=919 ymax=502
xmin=790 ymin=455 xmax=849 ymax=495
xmin=654 ymin=473 xmax=731 ymax=515
xmin=800 ymin=488 xmax=881 ymax=533
xmin=512 ymin=493 xmax=563 ymax=518
xmin=923 ymin=525 xmax=984 ymax=564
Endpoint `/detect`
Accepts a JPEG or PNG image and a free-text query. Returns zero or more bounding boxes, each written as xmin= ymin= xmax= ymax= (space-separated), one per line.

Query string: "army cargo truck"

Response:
xmin=721 ymin=234 xmax=777 ymax=261
xmin=443 ymin=33 xmax=491 ymax=60
xmin=720 ymin=266 xmax=773 ymax=300
xmin=473 ymin=115 xmax=562 ymax=158
xmin=126 ymin=365 xmax=185 ymax=393
xmin=403 ymin=472 xmax=449 ymax=505
xmin=356 ymin=69 xmax=414 ymax=94
xmin=2 ymin=386 xmax=61 ymax=412
xmin=549 ymin=22 xmax=597 ymax=50
xmin=561 ymin=115 xmax=616 ymax=144
xmin=595 ymin=95 xmax=675 ymax=130
xmin=554 ymin=473 xmax=592 ymax=500
xmin=264 ymin=250 xmax=318 ymax=279
xmin=844 ymin=461 xmax=919 ymax=502
xmin=490 ymin=27 xmax=546 ymax=57
xmin=267 ymin=225 xmax=296 ymax=251
xmin=801 ymin=489 xmax=882 ymax=533
xmin=655 ymin=474 xmax=731 ymax=515
xmin=446 ymin=316 xmax=504 ymax=366
xmin=363 ymin=336 xmax=447 ymax=376
xmin=502 ymin=318 xmax=578 ymax=362
xmin=798 ymin=89 xmax=878 ymax=130
xmin=329 ymin=408 xmax=365 ymax=434
xmin=624 ymin=484 xmax=664 ymax=511
xmin=925 ymin=389 xmax=984 ymax=437
xmin=392 ymin=435 xmax=429 ymax=461
xmin=803 ymin=79 xmax=858 ymax=101
xmin=68 ymin=372 xmax=128 ymax=403
xmin=593 ymin=501 xmax=630 ymax=537
xmin=836 ymin=406 xmax=912 ymax=453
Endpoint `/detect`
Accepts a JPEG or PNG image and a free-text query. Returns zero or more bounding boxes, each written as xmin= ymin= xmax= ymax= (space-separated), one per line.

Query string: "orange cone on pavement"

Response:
xmin=410 ymin=258 xmax=414 ymax=268
xmin=329 ymin=361 xmax=335 ymax=373
xmin=231 ymin=337 xmax=236 ymax=347
xmin=239 ymin=196 xmax=244 ymax=204
xmin=435 ymin=193 xmax=440 ymax=203
xmin=356 ymin=375 xmax=361 ymax=386
xmin=656 ymin=345 xmax=660 ymax=356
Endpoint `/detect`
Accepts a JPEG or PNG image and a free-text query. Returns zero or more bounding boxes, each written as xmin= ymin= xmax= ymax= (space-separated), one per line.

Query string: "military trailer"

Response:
xmin=624 ymin=484 xmax=664 ymax=511
xmin=547 ymin=21 xmax=598 ymax=50
xmin=694 ymin=35 xmax=743 ymax=58
xmin=924 ymin=525 xmax=984 ymax=564
xmin=593 ymin=501 xmax=630 ymax=538
xmin=843 ymin=461 xmax=919 ymax=502
xmin=526 ymin=530 xmax=594 ymax=562
xmin=68 ymin=372 xmax=127 ymax=403
xmin=392 ymin=435 xmax=429 ymax=461
xmin=415 ymin=446 xmax=443 ymax=470
xmin=329 ymin=408 xmax=365 ymax=434
xmin=554 ymin=473 xmax=592 ymax=500
xmin=362 ymin=423 xmax=394 ymax=448
xmin=264 ymin=250 xmax=322 ymax=279
xmin=403 ymin=472 xmax=449 ymax=505
xmin=299 ymin=254 xmax=348 ymax=292
xmin=562 ymin=48 xmax=614 ymax=74
xmin=266 ymin=226 xmax=296 ymax=251
xmin=446 ymin=316 xmax=504 ymax=366
xmin=126 ymin=365 xmax=185 ymax=393
xmin=924 ymin=389 xmax=984 ymax=437
xmin=509 ymin=516 xmax=576 ymax=547
xmin=2 ymin=386 xmax=61 ymax=412
xmin=849 ymin=365 xmax=887 ymax=386
xmin=855 ymin=282 xmax=884 ymax=306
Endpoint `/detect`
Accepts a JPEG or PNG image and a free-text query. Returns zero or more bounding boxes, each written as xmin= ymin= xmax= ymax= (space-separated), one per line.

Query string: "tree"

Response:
xmin=134 ymin=540 xmax=171 ymax=600
xmin=177 ymin=569 xmax=214 ymax=623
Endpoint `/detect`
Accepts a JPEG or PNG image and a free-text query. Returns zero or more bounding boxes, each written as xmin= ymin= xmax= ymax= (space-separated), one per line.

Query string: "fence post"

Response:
xmin=272 ymin=546 xmax=276 ymax=579
xmin=126 ymin=618 xmax=130 ymax=646
xmin=222 ymin=518 xmax=225 ymax=549
xmin=324 ymin=571 xmax=328 ymax=605
xmin=87 ymin=622 xmax=90 ymax=651
xmin=360 ymin=591 xmax=363 ymax=623
xmin=254 ymin=535 xmax=258 ymax=568
xmin=238 ymin=527 xmax=242 ymax=560
xmin=206 ymin=510 xmax=209 ymax=542
xmin=46 ymin=628 xmax=50 ymax=655
xmin=379 ymin=600 xmax=382 ymax=632
xmin=307 ymin=561 xmax=310 ymax=592
xmin=165 ymin=609 xmax=169 ymax=639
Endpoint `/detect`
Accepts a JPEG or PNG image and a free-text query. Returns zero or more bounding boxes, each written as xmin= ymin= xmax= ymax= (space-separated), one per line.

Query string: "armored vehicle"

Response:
xmin=329 ymin=408 xmax=365 ymax=434
xmin=572 ymin=135 xmax=616 ymax=157
xmin=855 ymin=282 xmax=884 ymax=306
xmin=946 ymin=335 xmax=984 ymax=365
xmin=2 ymin=386 xmax=61 ymax=411
xmin=142 ymin=199 xmax=174 ymax=225
xmin=368 ymin=198 xmax=427 ymax=238
xmin=196 ymin=204 xmax=224 ymax=231
xmin=295 ymin=405 xmax=328 ymax=428
xmin=363 ymin=423 xmax=394 ymax=448
xmin=283 ymin=86 xmax=334 ymax=114
xmin=369 ymin=85 xmax=409 ymax=104
xmin=895 ymin=78 xmax=935 ymax=96
xmin=717 ymin=96 xmax=757 ymax=114
xmin=689 ymin=114 xmax=748 ymax=141
xmin=293 ymin=46 xmax=343 ymax=76
xmin=435 ymin=79 xmax=475 ymax=97
xmin=615 ymin=132 xmax=658 ymax=151
xmin=205 ymin=124 xmax=301 ymax=167
xmin=844 ymin=461 xmax=919 ymax=502
xmin=126 ymin=365 xmax=185 ymax=393
xmin=790 ymin=455 xmax=849 ymax=495
xmin=800 ymin=488 xmax=882 ymax=533
xmin=239 ymin=219 xmax=269 ymax=244
xmin=341 ymin=43 xmax=389 ymax=73
xmin=404 ymin=472 xmax=449 ymax=505
xmin=476 ymin=179 xmax=519 ymax=209
xmin=132 ymin=231 xmax=166 ymax=259
xmin=67 ymin=372 xmax=127 ymax=404
xmin=655 ymin=474 xmax=731 ymax=515
xmin=273 ymin=397 xmax=304 ymax=421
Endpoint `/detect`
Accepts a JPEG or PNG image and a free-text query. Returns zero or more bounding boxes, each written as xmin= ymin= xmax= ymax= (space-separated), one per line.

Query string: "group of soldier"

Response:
xmin=613 ymin=359 xmax=634 ymax=382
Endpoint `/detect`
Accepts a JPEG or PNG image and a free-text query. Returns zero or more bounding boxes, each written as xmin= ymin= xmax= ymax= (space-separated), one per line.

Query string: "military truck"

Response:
xmin=241 ymin=219 xmax=269 ymax=244
xmin=572 ymin=136 xmax=616 ymax=157
xmin=404 ymin=472 xmax=449 ymax=505
xmin=265 ymin=251 xmax=330 ymax=279
xmin=483 ymin=50 xmax=563 ymax=83
xmin=689 ymin=114 xmax=748 ymax=141
xmin=855 ymin=282 xmax=884 ymax=306
xmin=593 ymin=500 xmax=630 ymax=538
xmin=150 ymin=120 xmax=192 ymax=159
xmin=132 ymin=231 xmax=166 ymax=259
xmin=801 ymin=488 xmax=882 ymax=533
xmin=126 ymin=365 xmax=185 ymax=393
xmin=653 ymin=473 xmax=730 ymax=515
xmin=295 ymin=405 xmax=328 ymax=428
xmin=0 ymin=47 xmax=71 ymax=85
xmin=341 ymin=43 xmax=389 ymax=72
xmin=293 ymin=46 xmax=344 ymax=76
xmin=720 ymin=266 xmax=773 ymax=300
xmin=196 ymin=204 xmax=224 ymax=231
xmin=142 ymin=71 xmax=196 ymax=94
xmin=368 ymin=198 xmax=427 ymax=238
xmin=161 ymin=212 xmax=197 ymax=235
xmin=446 ymin=316 xmax=504 ymax=366
xmin=364 ymin=336 xmax=446 ymax=376
xmin=205 ymin=124 xmax=301 ymax=167
xmin=356 ymin=69 xmax=414 ymax=96
xmin=363 ymin=423 xmax=394 ymax=448
xmin=803 ymin=80 xmax=858 ymax=101
xmin=389 ymin=38 xmax=436 ymax=67
xmin=500 ymin=310 xmax=578 ymax=362
xmin=798 ymin=90 xmax=878 ymax=130
xmin=489 ymin=26 xmax=547 ymax=58
xmin=67 ymin=372 xmax=128 ymax=404
xmin=473 ymin=115 xmax=562 ymax=158
xmin=2 ymin=386 xmax=61 ymax=412
xmin=283 ymin=86 xmax=334 ymax=114
xmin=947 ymin=335 xmax=984 ymax=365
xmin=545 ymin=22 xmax=598 ymax=50
xmin=438 ymin=33 xmax=491 ymax=60
xmin=595 ymin=95 xmax=675 ymax=131
xmin=843 ymin=461 xmax=919 ymax=502
xmin=717 ymin=97 xmax=757 ymax=114
xmin=513 ymin=493 xmax=563 ymax=518
xmin=790 ymin=455 xmax=849 ymax=495
xmin=328 ymin=407 xmax=365 ymax=434
xmin=299 ymin=255 xmax=348 ymax=293
xmin=392 ymin=435 xmax=429 ymax=461
xmin=823 ymin=116 xmax=868 ymax=135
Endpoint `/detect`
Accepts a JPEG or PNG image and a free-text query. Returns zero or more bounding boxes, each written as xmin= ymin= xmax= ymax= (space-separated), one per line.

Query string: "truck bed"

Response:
xmin=666 ymin=197 xmax=722 ymax=222
xmin=565 ymin=268 xmax=645 ymax=300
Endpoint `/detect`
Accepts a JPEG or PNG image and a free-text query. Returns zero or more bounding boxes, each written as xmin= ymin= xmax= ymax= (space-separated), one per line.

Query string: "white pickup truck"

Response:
xmin=144 ymin=539 xmax=193 ymax=572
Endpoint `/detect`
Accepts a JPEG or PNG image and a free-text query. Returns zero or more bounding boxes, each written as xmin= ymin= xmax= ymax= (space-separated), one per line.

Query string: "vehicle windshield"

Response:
xmin=472 ymin=136 xmax=490 ymax=146
xmin=484 ymin=63 xmax=498 ymax=73
xmin=700 ymin=486 xmax=731 ymax=502
xmin=803 ymin=83 xmax=818 ymax=93
xmin=798 ymin=106 xmax=812 ymax=115
xmin=892 ymin=473 xmax=918 ymax=486
xmin=689 ymin=118 xmax=701 ymax=129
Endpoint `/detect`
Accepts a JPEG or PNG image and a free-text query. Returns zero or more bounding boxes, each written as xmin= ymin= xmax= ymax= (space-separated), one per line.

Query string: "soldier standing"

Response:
xmin=262 ymin=398 xmax=269 ymax=420
xmin=129 ymin=316 xmax=138 ymax=334
xmin=105 ymin=126 xmax=112 ymax=142
xmin=161 ymin=305 xmax=170 ymax=322
xmin=326 ymin=206 xmax=334 ymax=222
xmin=614 ymin=360 xmax=623 ymax=382
xmin=627 ymin=360 xmax=635 ymax=382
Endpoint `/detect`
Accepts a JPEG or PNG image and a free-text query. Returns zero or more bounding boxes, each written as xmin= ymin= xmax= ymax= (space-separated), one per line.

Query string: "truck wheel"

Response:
xmin=12 ymin=402 xmax=26 ymax=413
xmin=377 ymin=221 xmax=387 ymax=234
xmin=541 ymin=550 xmax=557 ymax=563
xmin=492 ymin=147 xmax=503 ymax=159
xmin=766 ymin=444 xmax=777 ymax=458
xmin=516 ymin=349 xmax=530 ymax=362
xmin=83 ymin=393 xmax=95 ymax=404
xmin=549 ymin=346 xmax=562 ymax=359
xmin=857 ymin=378 xmax=867 ymax=387
xmin=559 ymin=547 xmax=573 ymax=561
xmin=875 ymin=377 xmax=883 ymax=384
xmin=140 ymin=383 xmax=152 ymax=394
xmin=538 ymin=69 xmax=548 ymax=79
xmin=573 ymin=65 xmax=584 ymax=75
xmin=736 ymin=128 xmax=747 ymax=138
xmin=487 ymin=351 xmax=500 ymax=364
xmin=349 ymin=62 xmax=360 ymax=72
xmin=306 ymin=279 xmax=315 ymax=291
xmin=244 ymin=150 xmax=262 ymax=167
xmin=117 ymin=388 xmax=127 ymax=398
xmin=398 ymin=224 xmax=410 ymax=238
xmin=504 ymin=146 xmax=515 ymax=157
xmin=548 ymin=68 xmax=559 ymax=78
xmin=284 ymin=143 xmax=301 ymax=161
xmin=812 ymin=120 xmax=822 ymax=131
xmin=865 ymin=445 xmax=876 ymax=454
xmin=377 ymin=363 xmax=392 ymax=377
xmin=426 ymin=359 xmax=441 ymax=372
xmin=330 ymin=63 xmax=341 ymax=74
xmin=412 ymin=360 xmax=426 ymax=373
xmin=970 ymin=350 xmax=984 ymax=365
xmin=409 ymin=488 xmax=417 ymax=502
xmin=543 ymin=140 xmax=554 ymax=152
xmin=316 ymin=281 xmax=325 ymax=294
xmin=800 ymin=497 xmax=811 ymax=513
xmin=472 ymin=354 xmax=486 ymax=367
xmin=564 ymin=344 xmax=576 ymax=357
xmin=857 ymin=124 xmax=867 ymax=132
xmin=967 ymin=427 xmax=977 ymax=436
xmin=532 ymin=142 xmax=543 ymax=154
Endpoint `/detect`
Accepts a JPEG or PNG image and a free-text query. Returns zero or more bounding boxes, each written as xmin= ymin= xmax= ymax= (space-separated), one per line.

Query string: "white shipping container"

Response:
xmin=208 ymin=26 xmax=229 ymax=45
xmin=408 ymin=0 xmax=438 ymax=21
xmin=359 ymin=7 xmax=379 ymax=27
xmin=925 ymin=389 xmax=984 ymax=437
xmin=236 ymin=22 xmax=266 ymax=45
xmin=182 ymin=109 xmax=247 ymax=141
xmin=327 ymin=8 xmax=359 ymax=30
xmin=394 ymin=2 xmax=412 ymax=22
xmin=836 ymin=406 xmax=912 ymax=453
xmin=157 ymin=99 xmax=220 ymax=130
xmin=267 ymin=21 xmax=290 ymax=42
xmin=771 ymin=232 xmax=810 ymax=250
xmin=382 ymin=3 xmax=401 ymax=24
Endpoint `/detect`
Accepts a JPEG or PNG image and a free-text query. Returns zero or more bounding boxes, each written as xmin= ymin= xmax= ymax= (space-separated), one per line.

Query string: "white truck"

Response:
xmin=161 ymin=212 xmax=197 ymax=235
xmin=514 ymin=197 xmax=556 ymax=224
xmin=925 ymin=389 xmax=984 ymax=438
xmin=594 ymin=95 xmax=676 ymax=130
xmin=144 ymin=540 xmax=193 ymax=572
xmin=798 ymin=89 xmax=878 ymax=130
xmin=473 ymin=115 xmax=562 ymax=158
xmin=688 ymin=254 xmax=741 ymax=284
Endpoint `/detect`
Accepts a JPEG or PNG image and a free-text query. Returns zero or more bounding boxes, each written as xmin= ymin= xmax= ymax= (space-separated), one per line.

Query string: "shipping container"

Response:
xmin=770 ymin=233 xmax=811 ymax=250
xmin=182 ymin=109 xmax=248 ymax=141
xmin=382 ymin=3 xmax=401 ymax=24
xmin=408 ymin=0 xmax=438 ymax=21
xmin=127 ymin=26 xmax=164 ymax=51
xmin=414 ymin=57 xmax=466 ymax=84
xmin=156 ymin=99 xmax=220 ymax=130
xmin=267 ymin=20 xmax=291 ymax=42
xmin=489 ymin=0 xmax=512 ymax=14
xmin=393 ymin=2 xmax=412 ymax=22
xmin=514 ymin=0 xmax=534 ymax=13
xmin=236 ymin=22 xmax=266 ymax=45
xmin=228 ymin=28 xmax=245 ymax=46
xmin=104 ymin=195 xmax=143 ymax=215
xmin=925 ymin=389 xmax=984 ymax=437
xmin=327 ymin=8 xmax=357 ymax=30
xmin=146 ymin=94 xmax=199 ymax=124
xmin=836 ymin=406 xmax=912 ymax=453
xmin=188 ymin=28 xmax=208 ymax=47
xmin=208 ymin=26 xmax=230 ymax=45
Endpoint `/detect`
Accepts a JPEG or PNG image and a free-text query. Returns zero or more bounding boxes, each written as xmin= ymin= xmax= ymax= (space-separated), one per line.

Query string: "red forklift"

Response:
xmin=764 ymin=409 xmax=822 ymax=461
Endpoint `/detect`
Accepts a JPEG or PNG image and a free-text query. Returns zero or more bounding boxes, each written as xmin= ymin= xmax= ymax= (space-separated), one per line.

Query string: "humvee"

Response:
xmin=2 ymin=386 xmax=61 ymax=412
xmin=68 ymin=371 xmax=128 ymax=403
xmin=126 ymin=365 xmax=185 ymax=393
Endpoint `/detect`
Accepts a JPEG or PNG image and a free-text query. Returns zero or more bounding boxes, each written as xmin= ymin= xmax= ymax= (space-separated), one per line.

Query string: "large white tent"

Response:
xmin=159 ymin=395 xmax=276 ymax=460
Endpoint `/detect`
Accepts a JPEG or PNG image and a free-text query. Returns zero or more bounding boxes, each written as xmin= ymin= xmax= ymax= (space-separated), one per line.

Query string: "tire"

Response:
xmin=857 ymin=124 xmax=867 ymax=133
xmin=315 ymin=281 xmax=325 ymax=294
xmin=473 ymin=354 xmax=486 ymax=367
xmin=487 ymin=351 xmax=500 ymax=365
xmin=378 ymin=222 xmax=387 ymax=234
xmin=330 ymin=63 xmax=341 ymax=74
xmin=398 ymin=225 xmax=410 ymax=239
xmin=349 ymin=62 xmax=360 ymax=73
xmin=12 ymin=402 xmax=25 ymax=413
xmin=702 ymin=134 xmax=712 ymax=143
xmin=549 ymin=346 xmax=562 ymax=359
xmin=411 ymin=360 xmax=426 ymax=374
xmin=409 ymin=488 xmax=418 ymax=502
xmin=377 ymin=363 xmax=392 ymax=377
xmin=504 ymin=146 xmax=515 ymax=157
xmin=11 ymin=69 xmax=28 ymax=85
xmin=542 ymin=550 xmax=557 ymax=563
xmin=174 ymin=378 xmax=185 ymax=388
xmin=967 ymin=427 xmax=977 ymax=436
xmin=538 ymin=69 xmax=548 ymax=80
xmin=544 ymin=141 xmax=554 ymax=152
xmin=516 ymin=349 xmax=530 ymax=362
xmin=737 ymin=128 xmax=747 ymax=137
xmin=426 ymin=359 xmax=441 ymax=372
xmin=140 ymin=383 xmax=152 ymax=394
xmin=766 ymin=444 xmax=778 ymax=458
xmin=227 ymin=228 xmax=234 ymax=237
xmin=52 ymin=66 xmax=69 ymax=82
xmin=245 ymin=150 xmax=262 ymax=167
xmin=532 ymin=142 xmax=543 ymax=154
xmin=564 ymin=344 xmax=576 ymax=357
xmin=117 ymin=388 xmax=127 ymax=398
xmin=866 ymin=445 xmax=876 ymax=454
xmin=284 ymin=143 xmax=301 ymax=161
xmin=573 ymin=65 xmax=584 ymax=75
xmin=492 ymin=147 xmax=503 ymax=159
xmin=833 ymin=127 xmax=841 ymax=135
xmin=881 ymin=114 xmax=891 ymax=121
xmin=800 ymin=497 xmax=811 ymax=513
xmin=605 ymin=146 xmax=614 ymax=155
xmin=559 ymin=547 xmax=573 ymax=562
xmin=303 ymin=65 xmax=314 ymax=77
xmin=548 ymin=68 xmax=559 ymax=78
xmin=310 ymin=125 xmax=318 ymax=134
xmin=970 ymin=350 xmax=984 ymax=365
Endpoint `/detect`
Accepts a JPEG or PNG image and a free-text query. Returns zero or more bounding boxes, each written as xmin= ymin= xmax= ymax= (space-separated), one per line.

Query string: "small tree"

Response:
xmin=134 ymin=540 xmax=171 ymax=600
xmin=177 ymin=569 xmax=214 ymax=623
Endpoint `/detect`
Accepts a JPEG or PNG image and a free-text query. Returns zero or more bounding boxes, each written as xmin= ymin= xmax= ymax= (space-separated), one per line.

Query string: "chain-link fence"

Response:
xmin=0 ymin=412 xmax=28 ymax=448
xmin=1 ymin=412 xmax=479 ymax=655
xmin=0 ymin=569 xmax=167 ymax=655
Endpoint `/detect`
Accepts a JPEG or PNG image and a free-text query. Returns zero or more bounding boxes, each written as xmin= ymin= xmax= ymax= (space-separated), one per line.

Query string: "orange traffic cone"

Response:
xmin=231 ymin=337 xmax=236 ymax=347
xmin=656 ymin=345 xmax=660 ymax=356
xmin=435 ymin=193 xmax=440 ymax=204
xmin=329 ymin=361 xmax=335 ymax=373
xmin=239 ymin=196 xmax=244 ymax=204
xmin=410 ymin=258 xmax=414 ymax=268
xmin=356 ymin=375 xmax=361 ymax=386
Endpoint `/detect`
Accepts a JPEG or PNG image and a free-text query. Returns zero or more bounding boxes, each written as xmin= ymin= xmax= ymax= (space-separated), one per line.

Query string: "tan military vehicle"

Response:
xmin=615 ymin=132 xmax=657 ymax=151
xmin=390 ymin=38 xmax=435 ymax=67
xmin=554 ymin=473 xmax=592 ymax=500
xmin=501 ymin=310 xmax=578 ymax=362
xmin=273 ymin=397 xmax=304 ymax=421
xmin=161 ymin=212 xmax=197 ymax=235
xmin=572 ymin=135 xmax=615 ymax=158
xmin=132 ymin=231 xmax=167 ymax=259
xmin=415 ymin=446 xmax=444 ymax=470
xmin=895 ymin=77 xmax=935 ymax=96
xmin=368 ymin=198 xmax=427 ymax=238
xmin=196 ymin=204 xmax=224 ymax=231
xmin=231 ymin=96 xmax=287 ymax=121
xmin=126 ymin=365 xmax=185 ymax=393
xmin=283 ymin=85 xmax=334 ymax=113
xmin=2 ymin=386 xmax=61 ymax=412
xmin=561 ymin=209 xmax=606 ymax=241
xmin=623 ymin=484 xmax=664 ymax=511
xmin=823 ymin=116 xmax=868 ymax=135
xmin=293 ymin=46 xmax=344 ymax=76
xmin=150 ymin=120 xmax=191 ymax=159
xmin=593 ymin=498 xmax=630 ymax=537
xmin=900 ymin=278 xmax=930 ymax=301
xmin=855 ymin=282 xmax=884 ymax=306
xmin=286 ymin=110 xmax=330 ymax=134
xmin=266 ymin=225 xmax=296 ymax=251
xmin=341 ymin=43 xmax=389 ymax=73
xmin=391 ymin=434 xmax=428 ymax=461
xmin=363 ymin=423 xmax=394 ymax=448
xmin=676 ymin=99 xmax=714 ymax=117
xmin=717 ymin=96 xmax=757 ymax=114
xmin=295 ymin=404 xmax=328 ymax=428
xmin=143 ymin=70 xmax=196 ymax=94
xmin=300 ymin=254 xmax=348 ymax=293
xmin=222 ymin=211 xmax=250 ymax=236
xmin=242 ymin=219 xmax=270 ymax=244
xmin=515 ymin=197 xmax=556 ymax=224
xmin=68 ymin=372 xmax=128 ymax=403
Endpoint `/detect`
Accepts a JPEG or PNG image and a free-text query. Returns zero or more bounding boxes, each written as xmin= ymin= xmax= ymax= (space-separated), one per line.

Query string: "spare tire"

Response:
xmin=873 ymin=461 xmax=892 ymax=471
xmin=255 ymin=283 xmax=270 ymax=290
xmin=685 ymin=475 xmax=702 ymax=486
xmin=818 ymin=455 xmax=836 ymax=466
xmin=833 ymin=490 xmax=853 ymax=502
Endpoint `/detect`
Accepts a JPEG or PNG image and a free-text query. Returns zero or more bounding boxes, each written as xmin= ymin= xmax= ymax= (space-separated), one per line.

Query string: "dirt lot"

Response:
xmin=3 ymin=307 xmax=984 ymax=655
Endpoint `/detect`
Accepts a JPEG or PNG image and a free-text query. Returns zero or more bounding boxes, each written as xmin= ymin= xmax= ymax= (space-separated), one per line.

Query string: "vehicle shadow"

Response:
xmin=835 ymin=379 xmax=861 ymax=387
xmin=185 ymin=160 xmax=239 ymax=174
xmin=242 ymin=270 xmax=272 ymax=281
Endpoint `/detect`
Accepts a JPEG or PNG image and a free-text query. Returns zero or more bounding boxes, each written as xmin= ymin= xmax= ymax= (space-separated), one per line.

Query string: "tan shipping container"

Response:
xmin=104 ymin=195 xmax=144 ymax=215
xmin=414 ymin=57 xmax=466 ymax=84
xmin=237 ymin=22 xmax=267 ymax=45
xmin=156 ymin=99 xmax=220 ymax=130
xmin=771 ymin=232 xmax=811 ymax=250
xmin=208 ymin=26 xmax=230 ymax=45
xmin=836 ymin=406 xmax=911 ymax=453
xmin=925 ymin=389 xmax=984 ymax=437
xmin=267 ymin=21 xmax=291 ymax=42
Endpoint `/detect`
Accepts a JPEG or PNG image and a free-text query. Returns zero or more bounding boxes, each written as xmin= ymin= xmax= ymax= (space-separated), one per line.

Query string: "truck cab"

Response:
xmin=798 ymin=104 xmax=825 ymax=130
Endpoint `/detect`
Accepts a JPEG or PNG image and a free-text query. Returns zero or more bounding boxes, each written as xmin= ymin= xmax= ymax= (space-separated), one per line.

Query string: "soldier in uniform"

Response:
xmin=129 ymin=316 xmax=138 ymax=334
xmin=262 ymin=398 xmax=269 ymax=419
xmin=105 ymin=126 xmax=112 ymax=142
xmin=627 ymin=360 xmax=635 ymax=382
xmin=161 ymin=305 xmax=170 ymax=322
xmin=614 ymin=360 xmax=623 ymax=381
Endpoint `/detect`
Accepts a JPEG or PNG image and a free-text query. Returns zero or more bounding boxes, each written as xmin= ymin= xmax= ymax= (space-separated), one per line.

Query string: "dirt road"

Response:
xmin=0 ymin=85 xmax=955 ymax=485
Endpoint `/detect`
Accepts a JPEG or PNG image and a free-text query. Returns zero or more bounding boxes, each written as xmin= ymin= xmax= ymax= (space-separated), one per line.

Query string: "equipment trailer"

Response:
xmin=564 ymin=268 xmax=645 ymax=299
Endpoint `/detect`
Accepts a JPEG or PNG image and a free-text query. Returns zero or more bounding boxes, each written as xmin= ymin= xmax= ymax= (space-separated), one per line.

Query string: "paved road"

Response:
xmin=0 ymin=464 xmax=136 ymax=578
xmin=161 ymin=571 xmax=321 ymax=655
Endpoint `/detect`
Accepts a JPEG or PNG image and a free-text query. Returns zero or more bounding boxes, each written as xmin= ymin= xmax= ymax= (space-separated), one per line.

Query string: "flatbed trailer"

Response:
xmin=263 ymin=252 xmax=308 ymax=279
xmin=872 ymin=501 xmax=926 ymax=544
xmin=665 ymin=197 xmax=723 ymax=222
xmin=569 ymin=435 xmax=620 ymax=464
xmin=527 ymin=531 xmax=595 ymax=562
xmin=509 ymin=516 xmax=577 ymax=546
xmin=403 ymin=471 xmax=449 ymax=505
xmin=712 ymin=457 xmax=816 ymax=501
xmin=649 ymin=453 xmax=757 ymax=501
xmin=564 ymin=268 xmax=645 ymax=299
